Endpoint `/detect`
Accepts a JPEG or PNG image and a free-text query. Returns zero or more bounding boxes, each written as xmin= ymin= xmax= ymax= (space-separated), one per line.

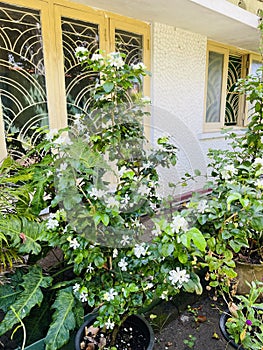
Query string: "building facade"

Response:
xmin=0 ymin=0 xmax=262 ymax=193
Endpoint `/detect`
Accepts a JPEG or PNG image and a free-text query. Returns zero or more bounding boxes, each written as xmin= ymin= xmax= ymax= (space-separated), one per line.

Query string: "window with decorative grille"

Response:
xmin=0 ymin=0 xmax=150 ymax=160
xmin=204 ymin=43 xmax=261 ymax=131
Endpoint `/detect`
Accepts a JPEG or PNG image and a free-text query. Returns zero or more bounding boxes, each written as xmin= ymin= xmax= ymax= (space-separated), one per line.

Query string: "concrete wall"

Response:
xmin=150 ymin=22 xmax=233 ymax=196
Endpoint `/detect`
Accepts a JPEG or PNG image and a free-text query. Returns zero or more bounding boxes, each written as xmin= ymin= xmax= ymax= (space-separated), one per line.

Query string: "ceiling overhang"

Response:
xmin=72 ymin=0 xmax=261 ymax=52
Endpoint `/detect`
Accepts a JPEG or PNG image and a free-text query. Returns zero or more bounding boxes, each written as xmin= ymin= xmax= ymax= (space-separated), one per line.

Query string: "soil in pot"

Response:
xmin=75 ymin=314 xmax=154 ymax=350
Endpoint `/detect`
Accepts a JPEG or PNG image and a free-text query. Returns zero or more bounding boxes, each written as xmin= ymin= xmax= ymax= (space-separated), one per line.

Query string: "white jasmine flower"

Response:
xmin=197 ymin=199 xmax=208 ymax=213
xmin=152 ymin=223 xmax=161 ymax=236
xmin=108 ymin=52 xmax=124 ymax=68
xmin=255 ymin=178 xmax=263 ymax=189
xmin=75 ymin=46 xmax=88 ymax=61
xmin=171 ymin=215 xmax=188 ymax=233
xmin=103 ymin=288 xmax=117 ymax=301
xmin=131 ymin=62 xmax=146 ymax=70
xmin=53 ymin=134 xmax=73 ymax=146
xmin=120 ymin=235 xmax=130 ymax=246
xmin=138 ymin=184 xmax=150 ymax=196
xmin=160 ymin=290 xmax=168 ymax=300
xmin=105 ymin=318 xmax=115 ymax=330
xmin=75 ymin=46 xmax=87 ymax=54
xmin=45 ymin=129 xmax=58 ymax=141
xmin=121 ymin=193 xmax=130 ymax=206
xmin=118 ymin=258 xmax=128 ymax=271
xmin=46 ymin=216 xmax=59 ymax=230
xmin=141 ymin=96 xmax=151 ymax=103
xmin=221 ymin=164 xmax=237 ymax=180
xmin=145 ymin=282 xmax=154 ymax=290
xmin=91 ymin=53 xmax=103 ymax=61
xmin=89 ymin=187 xmax=106 ymax=199
xmin=76 ymin=177 xmax=84 ymax=186
xmin=73 ymin=115 xmax=85 ymax=132
xmin=84 ymin=133 xmax=90 ymax=143
xmin=69 ymin=237 xmax=80 ymax=250
xmin=168 ymin=267 xmax=190 ymax=287
xmin=73 ymin=283 xmax=80 ymax=293
xmin=105 ymin=196 xmax=119 ymax=208
xmin=79 ymin=291 xmax=88 ymax=302
xmin=254 ymin=158 xmax=263 ymax=167
xmin=134 ymin=243 xmax=147 ymax=258
xmin=47 ymin=170 xmax=53 ymax=177
xmin=58 ymin=162 xmax=67 ymax=172
xmin=113 ymin=248 xmax=118 ymax=258
xmin=86 ymin=264 xmax=94 ymax=273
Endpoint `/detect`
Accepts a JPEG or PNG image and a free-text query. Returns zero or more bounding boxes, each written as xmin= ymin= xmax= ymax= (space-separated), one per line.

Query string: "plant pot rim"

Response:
xmin=235 ymin=260 xmax=263 ymax=267
xmin=220 ymin=310 xmax=245 ymax=350
xmin=75 ymin=313 xmax=155 ymax=350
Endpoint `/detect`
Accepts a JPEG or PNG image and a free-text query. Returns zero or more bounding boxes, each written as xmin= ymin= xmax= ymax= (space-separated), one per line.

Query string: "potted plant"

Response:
xmin=219 ymin=280 xmax=263 ymax=350
xmin=0 ymin=50 xmax=208 ymax=350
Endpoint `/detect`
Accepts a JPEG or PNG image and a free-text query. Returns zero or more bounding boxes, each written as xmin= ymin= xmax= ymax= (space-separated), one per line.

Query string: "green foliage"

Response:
xmin=0 ymin=266 xmax=52 ymax=336
xmin=45 ymin=288 xmax=84 ymax=350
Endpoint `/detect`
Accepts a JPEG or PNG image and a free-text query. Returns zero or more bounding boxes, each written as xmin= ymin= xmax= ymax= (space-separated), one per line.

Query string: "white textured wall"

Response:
xmin=150 ymin=22 xmax=231 ymax=196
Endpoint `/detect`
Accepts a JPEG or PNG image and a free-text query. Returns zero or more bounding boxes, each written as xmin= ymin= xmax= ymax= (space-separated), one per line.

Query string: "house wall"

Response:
xmin=150 ymin=22 xmax=234 ymax=195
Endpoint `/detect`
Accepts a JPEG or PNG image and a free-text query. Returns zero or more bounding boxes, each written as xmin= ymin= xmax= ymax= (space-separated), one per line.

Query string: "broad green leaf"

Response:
xmin=0 ymin=284 xmax=21 ymax=312
xmin=181 ymin=228 xmax=206 ymax=252
xmin=103 ymin=82 xmax=114 ymax=93
xmin=101 ymin=213 xmax=110 ymax=226
xmin=226 ymin=193 xmax=241 ymax=210
xmin=161 ymin=243 xmax=174 ymax=257
xmin=45 ymin=288 xmax=84 ymax=350
xmin=0 ymin=266 xmax=52 ymax=336
xmin=0 ymin=216 xmax=45 ymax=255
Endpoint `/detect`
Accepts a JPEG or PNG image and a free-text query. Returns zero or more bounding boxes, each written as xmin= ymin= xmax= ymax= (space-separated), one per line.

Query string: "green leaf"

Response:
xmin=45 ymin=288 xmax=83 ymax=350
xmin=181 ymin=228 xmax=206 ymax=252
xmin=0 ymin=285 xmax=21 ymax=312
xmin=161 ymin=243 xmax=174 ymax=257
xmin=0 ymin=216 xmax=45 ymax=255
xmin=226 ymin=193 xmax=241 ymax=210
xmin=101 ymin=213 xmax=110 ymax=226
xmin=0 ymin=266 xmax=52 ymax=336
xmin=103 ymin=82 xmax=114 ymax=93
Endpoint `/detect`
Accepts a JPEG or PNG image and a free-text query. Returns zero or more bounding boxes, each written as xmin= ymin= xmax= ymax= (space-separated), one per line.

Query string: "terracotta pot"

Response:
xmin=75 ymin=313 xmax=155 ymax=350
xmin=235 ymin=261 xmax=263 ymax=295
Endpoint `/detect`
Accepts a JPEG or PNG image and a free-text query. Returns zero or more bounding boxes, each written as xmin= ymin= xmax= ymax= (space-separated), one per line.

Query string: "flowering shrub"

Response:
xmin=186 ymin=66 xmax=263 ymax=294
xmin=0 ymin=50 xmax=207 ymax=349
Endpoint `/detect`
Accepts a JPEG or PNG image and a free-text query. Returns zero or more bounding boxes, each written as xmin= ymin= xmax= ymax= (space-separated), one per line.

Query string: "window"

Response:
xmin=204 ymin=43 xmax=261 ymax=131
xmin=0 ymin=0 xmax=150 ymax=159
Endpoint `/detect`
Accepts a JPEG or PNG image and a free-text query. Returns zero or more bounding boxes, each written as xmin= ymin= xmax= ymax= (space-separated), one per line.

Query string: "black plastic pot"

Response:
xmin=219 ymin=310 xmax=245 ymax=350
xmin=220 ymin=307 xmax=263 ymax=350
xmin=75 ymin=313 xmax=155 ymax=350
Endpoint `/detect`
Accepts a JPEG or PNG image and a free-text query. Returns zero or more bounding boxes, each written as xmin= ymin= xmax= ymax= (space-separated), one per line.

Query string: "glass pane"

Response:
xmin=251 ymin=59 xmax=262 ymax=75
xmin=115 ymin=29 xmax=143 ymax=65
xmin=115 ymin=29 xmax=143 ymax=98
xmin=0 ymin=2 xmax=48 ymax=158
xmin=205 ymin=51 xmax=224 ymax=123
xmin=61 ymin=17 xmax=99 ymax=123
xmin=225 ymin=54 xmax=242 ymax=126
